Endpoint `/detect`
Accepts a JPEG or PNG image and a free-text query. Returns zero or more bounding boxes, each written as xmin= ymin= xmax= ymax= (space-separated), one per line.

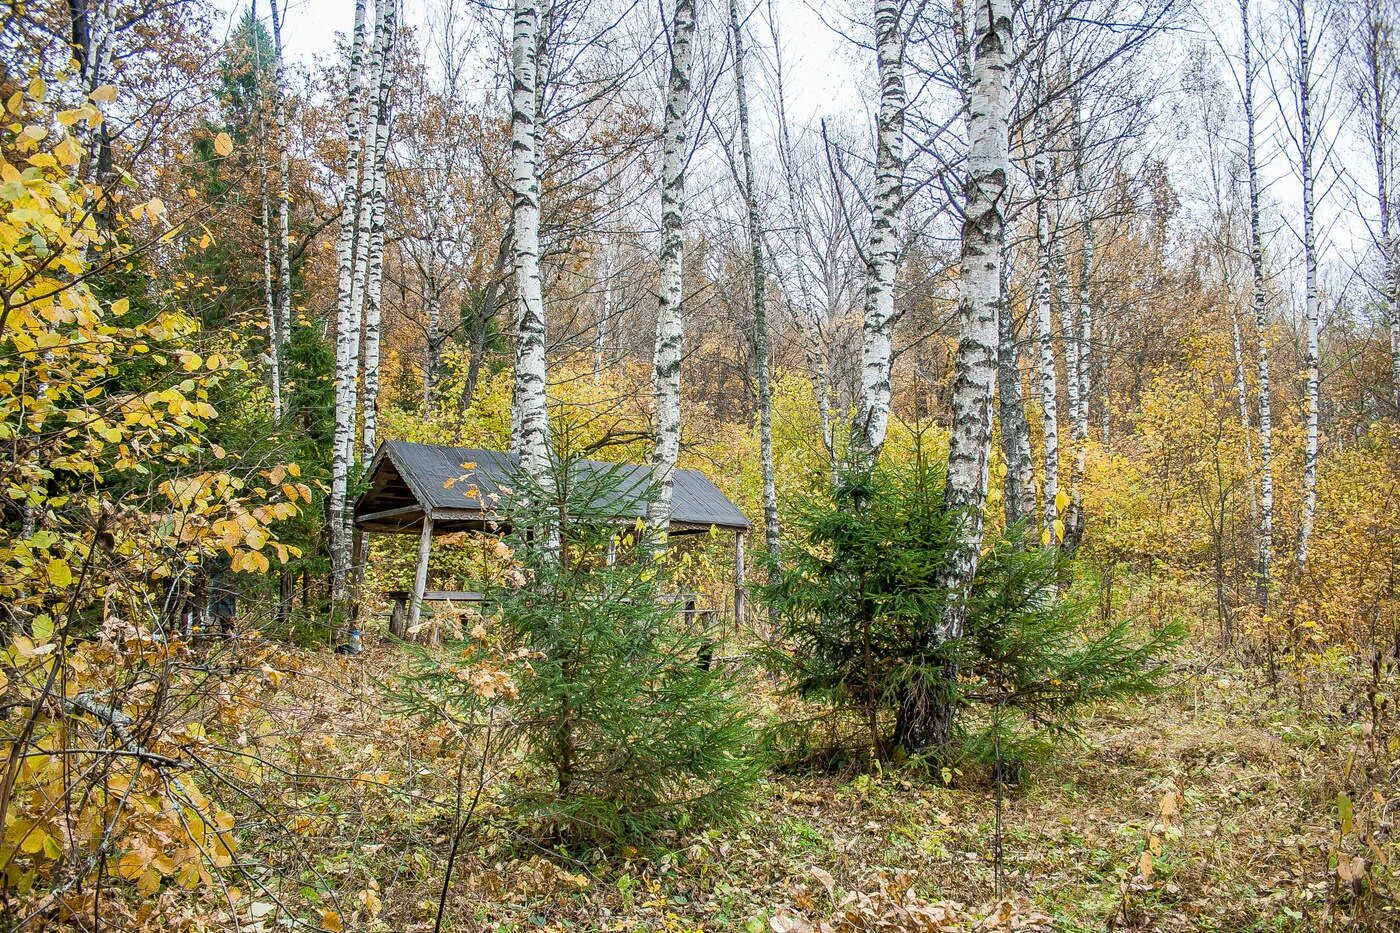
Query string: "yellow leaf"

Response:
xmin=27 ymin=79 xmax=46 ymax=102
xmin=322 ymin=909 xmax=345 ymax=932
xmin=137 ymin=868 xmax=161 ymax=895
xmin=214 ymin=132 xmax=234 ymax=157
xmin=48 ymin=557 xmax=72 ymax=588
xmin=1054 ymin=488 xmax=1070 ymax=514
xmin=1052 ymin=519 xmax=1066 ymax=542
xmin=111 ymin=297 xmax=130 ymax=315
xmin=20 ymin=828 xmax=52 ymax=855
xmin=358 ymin=888 xmax=383 ymax=916
xmin=89 ymin=84 xmax=117 ymax=104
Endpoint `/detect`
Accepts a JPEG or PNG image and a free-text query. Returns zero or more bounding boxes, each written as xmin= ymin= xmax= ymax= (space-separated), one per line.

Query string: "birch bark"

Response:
xmin=849 ymin=0 xmax=905 ymax=465
xmin=1032 ymin=110 xmax=1060 ymax=540
xmin=1241 ymin=0 xmax=1274 ymax=609
xmin=270 ymin=0 xmax=292 ymax=358
xmin=941 ymin=0 xmax=1011 ymax=635
xmin=996 ymin=242 xmax=1035 ymax=528
xmin=510 ymin=0 xmax=551 ymax=479
xmin=730 ymin=0 xmax=780 ymax=558
xmin=1067 ymin=94 xmax=1092 ymax=550
xmin=329 ymin=0 xmax=372 ymax=603
xmin=1052 ymin=191 xmax=1082 ymax=545
xmin=1294 ymin=0 xmax=1320 ymax=573
xmin=1360 ymin=0 xmax=1400 ymax=411
xmin=648 ymin=0 xmax=696 ymax=533
xmin=895 ymin=0 xmax=1011 ymax=754
xmin=361 ymin=0 xmax=398 ymax=461
xmin=252 ymin=0 xmax=281 ymax=418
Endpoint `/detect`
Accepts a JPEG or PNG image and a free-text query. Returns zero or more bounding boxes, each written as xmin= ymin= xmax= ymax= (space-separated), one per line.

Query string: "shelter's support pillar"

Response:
xmin=409 ymin=513 xmax=434 ymax=639
xmin=734 ymin=530 xmax=746 ymax=625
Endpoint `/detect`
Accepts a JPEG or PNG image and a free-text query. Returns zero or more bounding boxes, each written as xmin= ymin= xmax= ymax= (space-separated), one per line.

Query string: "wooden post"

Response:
xmin=734 ymin=529 xmax=746 ymax=625
xmin=409 ymin=513 xmax=434 ymax=639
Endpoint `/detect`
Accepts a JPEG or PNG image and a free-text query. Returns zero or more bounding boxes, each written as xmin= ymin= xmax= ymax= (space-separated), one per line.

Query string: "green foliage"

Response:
xmin=758 ymin=453 xmax=955 ymax=764
xmin=501 ymin=452 xmax=760 ymax=842
xmin=951 ymin=533 xmax=1184 ymax=782
xmin=403 ymin=448 xmax=761 ymax=845
xmin=762 ymin=451 xmax=1180 ymax=777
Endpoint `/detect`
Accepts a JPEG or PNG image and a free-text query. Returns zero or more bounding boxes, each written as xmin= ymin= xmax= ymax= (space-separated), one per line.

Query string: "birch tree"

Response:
xmin=360 ymin=0 xmax=399 ymax=461
xmin=251 ymin=0 xmax=280 ymax=418
xmin=729 ymin=0 xmax=779 ymax=557
xmin=510 ymin=0 xmax=551 ymax=478
xmin=328 ymin=0 xmax=373 ymax=603
xmin=997 ymin=242 xmax=1035 ymax=528
xmin=1032 ymin=107 xmax=1061 ymax=541
xmin=649 ymin=0 xmax=697 ymax=533
xmin=269 ymin=0 xmax=292 ymax=379
xmin=1290 ymin=0 xmax=1320 ymax=572
xmin=849 ymin=0 xmax=906 ymax=466
xmin=897 ymin=0 xmax=1011 ymax=754
xmin=1357 ymin=0 xmax=1400 ymax=412
xmin=1065 ymin=86 xmax=1092 ymax=551
xmin=1240 ymin=0 xmax=1275 ymax=609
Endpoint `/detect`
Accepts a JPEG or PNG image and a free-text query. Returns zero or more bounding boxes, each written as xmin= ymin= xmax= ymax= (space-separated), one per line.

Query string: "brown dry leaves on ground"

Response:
xmin=41 ymin=640 xmax=1397 ymax=932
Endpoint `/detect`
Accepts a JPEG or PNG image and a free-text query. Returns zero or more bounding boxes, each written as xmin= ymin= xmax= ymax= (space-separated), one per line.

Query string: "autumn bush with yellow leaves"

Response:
xmin=0 ymin=82 xmax=306 ymax=921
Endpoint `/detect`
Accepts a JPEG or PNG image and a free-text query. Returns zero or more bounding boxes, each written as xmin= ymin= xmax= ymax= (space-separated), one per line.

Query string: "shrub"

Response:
xmin=405 ymin=449 xmax=761 ymax=844
xmin=762 ymin=449 xmax=1180 ymax=774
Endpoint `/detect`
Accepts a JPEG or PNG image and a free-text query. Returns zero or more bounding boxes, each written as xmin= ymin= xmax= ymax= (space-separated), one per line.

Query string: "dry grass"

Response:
xmin=84 ymin=637 xmax=1399 ymax=932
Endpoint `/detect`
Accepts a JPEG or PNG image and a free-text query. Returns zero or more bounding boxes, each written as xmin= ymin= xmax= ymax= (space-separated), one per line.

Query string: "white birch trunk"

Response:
xmin=917 ymin=0 xmax=1011 ymax=751
xmin=510 ymin=0 xmax=551 ymax=479
xmin=593 ymin=244 xmax=614 ymax=381
xmin=730 ymin=0 xmax=780 ymax=558
xmin=261 ymin=158 xmax=280 ymax=417
xmin=941 ymin=0 xmax=1010 ymax=621
xmin=361 ymin=0 xmax=398 ymax=461
xmin=1052 ymin=192 xmax=1083 ymax=543
xmin=329 ymin=0 xmax=372 ymax=603
xmin=648 ymin=0 xmax=696 ymax=533
xmin=849 ymin=0 xmax=905 ymax=464
xmin=997 ymin=241 xmax=1035 ymax=529
xmin=252 ymin=0 xmax=281 ymax=419
xmin=1069 ymin=95 xmax=1092 ymax=548
xmin=1362 ymin=0 xmax=1400 ymax=411
xmin=1294 ymin=0 xmax=1320 ymax=573
xmin=424 ymin=284 xmax=443 ymax=412
xmin=1241 ymin=0 xmax=1274 ymax=609
xmin=1033 ymin=110 xmax=1060 ymax=539
xmin=270 ymin=0 xmax=292 ymax=358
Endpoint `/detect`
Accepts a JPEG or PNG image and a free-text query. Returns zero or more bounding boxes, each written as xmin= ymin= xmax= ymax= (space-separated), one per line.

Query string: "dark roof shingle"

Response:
xmin=361 ymin=440 xmax=749 ymax=531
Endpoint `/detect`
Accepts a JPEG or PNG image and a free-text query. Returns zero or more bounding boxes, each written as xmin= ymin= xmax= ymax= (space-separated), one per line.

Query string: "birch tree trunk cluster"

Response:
xmin=288 ymin=0 xmax=1395 ymax=688
xmin=327 ymin=0 xmax=400 ymax=605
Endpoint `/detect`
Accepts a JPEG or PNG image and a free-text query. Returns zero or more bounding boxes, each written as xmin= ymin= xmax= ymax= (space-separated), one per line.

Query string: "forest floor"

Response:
xmin=162 ymin=638 xmax=1396 ymax=933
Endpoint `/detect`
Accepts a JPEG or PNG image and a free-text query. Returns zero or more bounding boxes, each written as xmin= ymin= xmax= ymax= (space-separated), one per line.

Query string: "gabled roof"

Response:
xmin=354 ymin=440 xmax=750 ymax=535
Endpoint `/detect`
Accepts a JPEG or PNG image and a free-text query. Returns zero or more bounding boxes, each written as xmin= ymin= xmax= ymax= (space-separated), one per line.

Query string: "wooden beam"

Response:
xmin=408 ymin=514 xmax=434 ymax=639
xmin=734 ymin=529 xmax=746 ymax=625
xmin=355 ymin=504 xmax=424 ymax=527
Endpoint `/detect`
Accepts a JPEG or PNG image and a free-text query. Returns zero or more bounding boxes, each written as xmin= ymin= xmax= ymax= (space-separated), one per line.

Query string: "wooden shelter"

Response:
xmin=353 ymin=440 xmax=752 ymax=634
